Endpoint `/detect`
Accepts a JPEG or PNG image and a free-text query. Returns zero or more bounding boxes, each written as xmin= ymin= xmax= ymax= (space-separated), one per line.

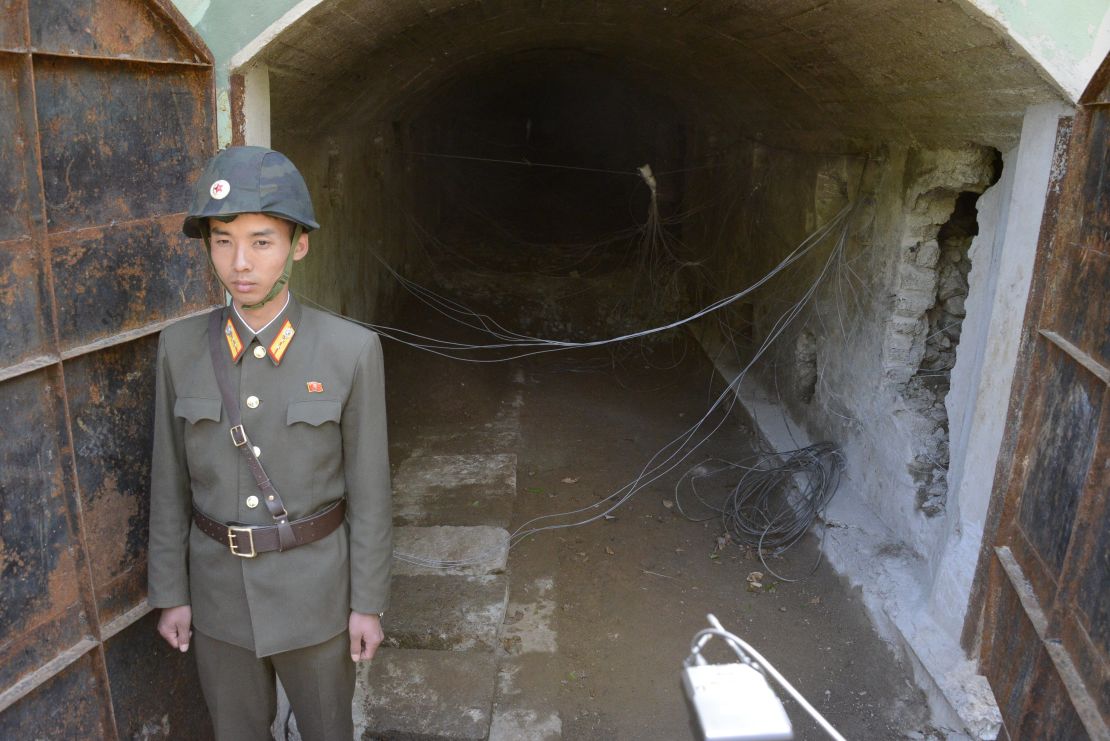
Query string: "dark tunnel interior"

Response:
xmin=408 ymin=52 xmax=692 ymax=275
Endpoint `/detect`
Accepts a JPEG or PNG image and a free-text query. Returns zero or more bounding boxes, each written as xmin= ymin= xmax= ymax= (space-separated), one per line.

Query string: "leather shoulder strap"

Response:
xmin=207 ymin=308 xmax=297 ymax=550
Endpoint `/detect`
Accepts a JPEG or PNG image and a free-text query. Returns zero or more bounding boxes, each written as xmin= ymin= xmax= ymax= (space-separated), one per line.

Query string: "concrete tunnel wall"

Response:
xmin=174 ymin=0 xmax=1089 ymax=732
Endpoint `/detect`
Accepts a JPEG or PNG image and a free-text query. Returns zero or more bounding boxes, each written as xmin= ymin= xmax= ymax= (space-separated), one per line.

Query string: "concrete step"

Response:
xmin=391 ymin=391 xmax=523 ymax=460
xmin=490 ymin=575 xmax=562 ymax=741
xmin=398 ymin=422 xmax=520 ymax=457
xmin=393 ymin=454 xmax=516 ymax=528
xmin=351 ymin=452 xmax=519 ymax=739
xmin=489 ymin=655 xmax=563 ymax=741
xmin=388 ymin=526 xmax=512 ymax=652
xmin=393 ymin=525 xmax=509 ymax=577
xmin=354 ymin=648 xmax=498 ymax=741
xmin=272 ymin=564 xmax=509 ymax=741
xmin=384 ymin=574 xmax=509 ymax=652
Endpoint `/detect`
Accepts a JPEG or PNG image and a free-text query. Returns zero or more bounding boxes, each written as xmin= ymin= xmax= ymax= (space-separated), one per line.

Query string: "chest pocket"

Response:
xmin=174 ymin=397 xmax=222 ymax=424
xmin=174 ymin=398 xmax=223 ymax=479
xmin=287 ymin=399 xmax=341 ymax=427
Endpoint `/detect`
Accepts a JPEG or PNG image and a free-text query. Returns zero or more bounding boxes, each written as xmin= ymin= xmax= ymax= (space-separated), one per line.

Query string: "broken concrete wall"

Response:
xmin=685 ymin=103 xmax=1072 ymax=734
xmin=684 ymin=139 xmax=1003 ymax=563
xmin=880 ymin=147 xmax=999 ymax=526
xmin=680 ymin=138 xmax=1006 ymax=736
xmin=928 ymin=102 xmax=1072 ymax=642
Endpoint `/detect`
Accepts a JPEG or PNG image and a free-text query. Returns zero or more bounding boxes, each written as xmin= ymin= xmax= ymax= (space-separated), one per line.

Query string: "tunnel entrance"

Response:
xmin=243 ymin=3 xmax=1059 ymax=360
xmin=228 ymin=1 xmax=1072 ymax=736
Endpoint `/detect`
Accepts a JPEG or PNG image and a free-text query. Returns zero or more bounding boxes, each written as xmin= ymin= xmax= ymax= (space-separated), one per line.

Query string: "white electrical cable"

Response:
xmin=691 ymin=614 xmax=848 ymax=741
xmin=297 ymin=202 xmax=853 ymax=362
xmin=296 ymin=155 xmax=868 ymax=570
xmin=386 ymin=203 xmax=858 ymax=569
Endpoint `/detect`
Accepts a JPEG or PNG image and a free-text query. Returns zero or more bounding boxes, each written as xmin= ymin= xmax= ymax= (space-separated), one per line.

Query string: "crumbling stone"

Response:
xmin=882 ymin=148 xmax=998 ymax=517
xmin=794 ymin=329 xmax=818 ymax=403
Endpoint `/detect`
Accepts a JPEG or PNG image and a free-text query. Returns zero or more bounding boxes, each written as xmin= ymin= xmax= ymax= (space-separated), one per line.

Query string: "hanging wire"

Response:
xmin=297 ymin=202 xmax=854 ymax=362
xmin=303 ymin=152 xmax=873 ymax=570
xmin=386 ymin=194 xmax=862 ymax=570
xmin=401 ymin=149 xmax=638 ymax=176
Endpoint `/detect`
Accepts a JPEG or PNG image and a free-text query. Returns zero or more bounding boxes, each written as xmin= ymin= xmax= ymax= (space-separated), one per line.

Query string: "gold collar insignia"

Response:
xmin=224 ymin=318 xmax=244 ymax=362
xmin=268 ymin=320 xmax=296 ymax=365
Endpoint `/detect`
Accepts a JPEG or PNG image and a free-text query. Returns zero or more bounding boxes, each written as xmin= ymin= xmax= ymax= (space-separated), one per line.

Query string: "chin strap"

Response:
xmin=200 ymin=227 xmax=226 ymax=297
xmin=202 ymin=223 xmax=303 ymax=310
xmin=243 ymin=224 xmax=302 ymax=310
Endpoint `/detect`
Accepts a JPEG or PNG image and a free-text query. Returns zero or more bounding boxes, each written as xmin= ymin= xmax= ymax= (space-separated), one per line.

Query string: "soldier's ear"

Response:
xmin=293 ymin=231 xmax=309 ymax=261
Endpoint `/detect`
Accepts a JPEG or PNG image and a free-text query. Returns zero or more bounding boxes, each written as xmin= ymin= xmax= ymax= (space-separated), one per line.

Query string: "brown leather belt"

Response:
xmin=193 ymin=499 xmax=346 ymax=558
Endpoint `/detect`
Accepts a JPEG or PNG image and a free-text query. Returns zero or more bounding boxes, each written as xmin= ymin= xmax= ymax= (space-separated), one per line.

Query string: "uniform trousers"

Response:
xmin=194 ymin=628 xmax=355 ymax=741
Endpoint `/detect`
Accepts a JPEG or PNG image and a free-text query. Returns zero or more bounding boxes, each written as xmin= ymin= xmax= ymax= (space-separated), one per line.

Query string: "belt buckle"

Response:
xmin=228 ymin=526 xmax=257 ymax=558
xmin=229 ymin=425 xmax=247 ymax=447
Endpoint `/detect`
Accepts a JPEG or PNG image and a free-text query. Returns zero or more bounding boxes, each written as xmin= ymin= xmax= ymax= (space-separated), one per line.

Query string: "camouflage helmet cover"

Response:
xmin=182 ymin=146 xmax=320 ymax=238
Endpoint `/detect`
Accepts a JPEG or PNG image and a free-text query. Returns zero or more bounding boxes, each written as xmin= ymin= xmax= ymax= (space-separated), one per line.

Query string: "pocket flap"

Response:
xmin=287 ymin=399 xmax=341 ymax=427
xmin=174 ymin=397 xmax=222 ymax=424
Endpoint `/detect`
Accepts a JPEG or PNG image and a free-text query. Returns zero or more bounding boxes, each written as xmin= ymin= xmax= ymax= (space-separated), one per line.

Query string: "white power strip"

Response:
xmin=682 ymin=662 xmax=794 ymax=741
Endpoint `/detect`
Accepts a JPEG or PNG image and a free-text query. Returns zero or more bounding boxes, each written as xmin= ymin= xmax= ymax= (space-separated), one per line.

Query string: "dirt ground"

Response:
xmin=384 ymin=297 xmax=936 ymax=740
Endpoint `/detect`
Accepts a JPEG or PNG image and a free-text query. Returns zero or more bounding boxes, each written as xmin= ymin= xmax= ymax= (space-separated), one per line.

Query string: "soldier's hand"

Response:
xmin=349 ymin=611 xmax=384 ymax=662
xmin=157 ymin=605 xmax=193 ymax=653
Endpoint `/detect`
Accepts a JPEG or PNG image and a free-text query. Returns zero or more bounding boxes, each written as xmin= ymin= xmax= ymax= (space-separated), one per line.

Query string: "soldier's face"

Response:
xmin=208 ymin=213 xmax=309 ymax=308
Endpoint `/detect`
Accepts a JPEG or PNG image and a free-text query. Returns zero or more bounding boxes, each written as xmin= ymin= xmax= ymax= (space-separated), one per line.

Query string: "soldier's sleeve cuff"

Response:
xmin=351 ymin=598 xmax=389 ymax=615
xmin=147 ymin=589 xmax=191 ymax=609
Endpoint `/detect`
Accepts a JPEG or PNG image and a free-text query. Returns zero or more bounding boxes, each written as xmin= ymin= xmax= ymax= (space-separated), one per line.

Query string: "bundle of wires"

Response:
xmin=299 ymin=153 xmax=872 ymax=571
xmin=674 ymin=443 xmax=845 ymax=581
xmin=318 ymin=200 xmax=858 ymax=572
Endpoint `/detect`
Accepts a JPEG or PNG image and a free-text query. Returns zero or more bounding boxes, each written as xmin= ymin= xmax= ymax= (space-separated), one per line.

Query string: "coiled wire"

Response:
xmin=674 ymin=443 xmax=844 ymax=581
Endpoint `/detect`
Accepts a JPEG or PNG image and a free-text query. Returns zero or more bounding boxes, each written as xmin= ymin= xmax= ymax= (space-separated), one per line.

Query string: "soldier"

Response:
xmin=148 ymin=146 xmax=392 ymax=740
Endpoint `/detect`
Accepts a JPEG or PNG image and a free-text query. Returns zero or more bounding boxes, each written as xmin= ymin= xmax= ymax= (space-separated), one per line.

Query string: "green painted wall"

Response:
xmin=171 ymin=0 xmax=1110 ymax=145
xmin=968 ymin=0 xmax=1110 ymax=98
xmin=173 ymin=0 xmax=303 ymax=145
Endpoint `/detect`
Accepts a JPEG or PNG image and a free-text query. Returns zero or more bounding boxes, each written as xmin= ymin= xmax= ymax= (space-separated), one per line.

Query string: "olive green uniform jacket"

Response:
xmin=147 ymin=297 xmax=392 ymax=657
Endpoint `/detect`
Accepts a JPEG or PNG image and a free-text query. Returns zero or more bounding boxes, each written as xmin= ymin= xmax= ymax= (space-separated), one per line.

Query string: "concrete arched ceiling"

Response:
xmin=248 ymin=0 xmax=1065 ymax=151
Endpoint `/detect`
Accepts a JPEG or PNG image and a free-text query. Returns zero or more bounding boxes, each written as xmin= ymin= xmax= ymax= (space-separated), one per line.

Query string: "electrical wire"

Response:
xmin=305 ymin=153 xmax=871 ymax=570
xmin=672 ymin=443 xmax=844 ymax=582
xmin=389 ymin=197 xmax=860 ymax=569
xmin=297 ymin=202 xmax=853 ymax=362
xmin=402 ymin=149 xmax=638 ymax=177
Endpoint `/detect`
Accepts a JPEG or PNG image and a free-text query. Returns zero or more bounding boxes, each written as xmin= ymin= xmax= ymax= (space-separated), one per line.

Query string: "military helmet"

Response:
xmin=182 ymin=146 xmax=319 ymax=238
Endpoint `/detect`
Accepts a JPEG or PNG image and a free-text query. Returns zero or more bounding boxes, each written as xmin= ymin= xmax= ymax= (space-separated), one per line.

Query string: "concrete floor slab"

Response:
xmin=354 ymin=648 xmax=498 ymax=741
xmin=489 ymin=705 xmax=562 ymax=741
xmin=381 ymin=307 xmax=936 ymax=739
xmin=384 ymin=574 xmax=509 ymax=652
xmin=393 ymin=454 xmax=517 ymax=528
xmin=393 ymin=525 xmax=510 ymax=577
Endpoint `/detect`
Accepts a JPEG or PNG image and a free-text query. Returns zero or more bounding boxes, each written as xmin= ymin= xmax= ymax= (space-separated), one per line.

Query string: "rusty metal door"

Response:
xmin=975 ymin=54 xmax=1110 ymax=739
xmin=0 ymin=1 xmax=218 ymax=737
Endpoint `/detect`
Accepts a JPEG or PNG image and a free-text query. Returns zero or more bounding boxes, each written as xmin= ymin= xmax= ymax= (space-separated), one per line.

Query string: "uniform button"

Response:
xmin=253 ymin=345 xmax=267 ymax=359
xmin=252 ymin=445 xmax=261 ymax=457
xmin=246 ymin=395 xmax=259 ymax=409
xmin=246 ymin=495 xmax=259 ymax=509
